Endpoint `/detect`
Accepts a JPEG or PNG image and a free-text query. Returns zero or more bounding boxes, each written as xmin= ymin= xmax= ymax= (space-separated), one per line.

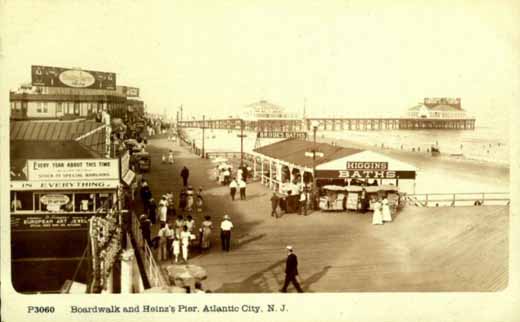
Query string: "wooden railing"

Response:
xmin=407 ymin=192 xmax=510 ymax=207
xmin=130 ymin=213 xmax=168 ymax=288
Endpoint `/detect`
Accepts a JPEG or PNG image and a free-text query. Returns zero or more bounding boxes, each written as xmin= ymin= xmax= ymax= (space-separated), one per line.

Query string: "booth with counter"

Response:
xmin=315 ymin=150 xmax=416 ymax=213
xmin=251 ymin=139 xmax=417 ymax=215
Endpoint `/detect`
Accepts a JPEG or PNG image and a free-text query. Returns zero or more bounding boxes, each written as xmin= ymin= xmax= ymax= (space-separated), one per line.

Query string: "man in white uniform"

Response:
xmin=220 ymin=214 xmax=234 ymax=252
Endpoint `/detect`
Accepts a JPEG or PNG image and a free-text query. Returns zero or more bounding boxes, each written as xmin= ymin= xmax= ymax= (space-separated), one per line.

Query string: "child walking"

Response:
xmin=172 ymin=235 xmax=180 ymax=263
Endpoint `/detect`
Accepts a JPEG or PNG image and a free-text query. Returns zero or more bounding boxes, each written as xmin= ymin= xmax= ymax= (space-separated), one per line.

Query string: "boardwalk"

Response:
xmin=142 ymin=135 xmax=508 ymax=292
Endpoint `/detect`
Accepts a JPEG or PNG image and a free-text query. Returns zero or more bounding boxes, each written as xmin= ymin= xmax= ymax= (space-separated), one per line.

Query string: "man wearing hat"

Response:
xmin=280 ymin=246 xmax=304 ymax=293
xmin=220 ymin=214 xmax=234 ymax=252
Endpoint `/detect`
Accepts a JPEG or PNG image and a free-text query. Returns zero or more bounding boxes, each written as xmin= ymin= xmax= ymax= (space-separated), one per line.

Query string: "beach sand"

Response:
xmin=182 ymin=128 xmax=510 ymax=194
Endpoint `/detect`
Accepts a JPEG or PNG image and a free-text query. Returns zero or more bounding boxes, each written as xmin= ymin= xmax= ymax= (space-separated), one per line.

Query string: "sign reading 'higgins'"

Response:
xmin=346 ymin=162 xmax=388 ymax=170
xmin=31 ymin=65 xmax=116 ymax=90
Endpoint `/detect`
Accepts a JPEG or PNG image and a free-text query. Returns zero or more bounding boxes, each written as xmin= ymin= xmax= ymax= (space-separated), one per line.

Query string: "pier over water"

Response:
xmin=178 ymin=117 xmax=476 ymax=131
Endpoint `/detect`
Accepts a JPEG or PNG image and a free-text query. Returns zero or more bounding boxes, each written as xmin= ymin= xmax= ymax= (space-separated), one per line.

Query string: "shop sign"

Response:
xmin=257 ymin=131 xmax=307 ymax=139
xmin=11 ymin=213 xmax=93 ymax=230
xmin=27 ymin=159 xmax=119 ymax=181
xmin=31 ymin=65 xmax=116 ymax=90
xmin=10 ymin=180 xmax=120 ymax=191
xmin=120 ymin=151 xmax=130 ymax=177
xmin=120 ymin=85 xmax=140 ymax=97
xmin=122 ymin=169 xmax=135 ymax=186
xmin=346 ymin=162 xmax=388 ymax=170
xmin=316 ymin=170 xmax=416 ymax=180
xmin=40 ymin=194 xmax=70 ymax=212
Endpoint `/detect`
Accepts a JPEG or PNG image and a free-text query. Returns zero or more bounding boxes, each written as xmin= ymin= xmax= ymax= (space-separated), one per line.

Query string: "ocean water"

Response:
xmin=185 ymin=125 xmax=510 ymax=166
xmin=321 ymin=125 xmax=510 ymax=166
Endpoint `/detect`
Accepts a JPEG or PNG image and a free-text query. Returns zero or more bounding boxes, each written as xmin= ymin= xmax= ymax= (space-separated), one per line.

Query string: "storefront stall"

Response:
xmin=315 ymin=150 xmax=416 ymax=213
xmin=10 ymin=157 xmax=122 ymax=293
xmin=252 ymin=139 xmax=417 ymax=214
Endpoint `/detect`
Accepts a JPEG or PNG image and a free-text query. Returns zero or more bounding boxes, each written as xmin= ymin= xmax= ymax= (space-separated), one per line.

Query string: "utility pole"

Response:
xmin=201 ymin=114 xmax=205 ymax=158
xmin=180 ymin=105 xmax=183 ymax=121
xmin=236 ymin=119 xmax=247 ymax=167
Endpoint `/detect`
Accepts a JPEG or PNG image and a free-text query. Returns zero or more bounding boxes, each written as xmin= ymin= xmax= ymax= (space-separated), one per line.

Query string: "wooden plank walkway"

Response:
xmin=141 ymin=136 xmax=509 ymax=292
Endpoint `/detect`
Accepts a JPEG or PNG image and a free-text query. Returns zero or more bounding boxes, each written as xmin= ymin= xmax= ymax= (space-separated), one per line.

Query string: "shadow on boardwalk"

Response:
xmin=214 ymin=259 xmax=332 ymax=293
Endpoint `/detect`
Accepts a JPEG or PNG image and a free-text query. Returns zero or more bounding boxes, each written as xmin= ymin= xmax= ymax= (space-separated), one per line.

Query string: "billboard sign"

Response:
xmin=120 ymin=86 xmax=140 ymax=97
xmin=31 ymin=65 xmax=116 ymax=90
xmin=27 ymin=159 xmax=119 ymax=181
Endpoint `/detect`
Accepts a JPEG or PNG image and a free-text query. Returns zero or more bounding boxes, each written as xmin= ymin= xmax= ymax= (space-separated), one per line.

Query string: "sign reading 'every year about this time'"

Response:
xmin=27 ymin=159 xmax=119 ymax=181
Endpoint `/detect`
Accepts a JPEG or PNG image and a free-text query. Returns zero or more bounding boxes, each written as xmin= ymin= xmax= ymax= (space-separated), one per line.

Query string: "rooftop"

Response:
xmin=253 ymin=138 xmax=362 ymax=168
xmin=10 ymin=120 xmax=103 ymax=141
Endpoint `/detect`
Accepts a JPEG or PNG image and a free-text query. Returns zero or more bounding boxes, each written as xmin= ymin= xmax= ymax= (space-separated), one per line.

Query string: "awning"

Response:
xmin=121 ymin=169 xmax=136 ymax=186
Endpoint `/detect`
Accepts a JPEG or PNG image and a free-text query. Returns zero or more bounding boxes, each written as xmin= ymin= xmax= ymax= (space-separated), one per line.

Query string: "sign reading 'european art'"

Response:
xmin=27 ymin=159 xmax=119 ymax=181
xmin=31 ymin=65 xmax=116 ymax=90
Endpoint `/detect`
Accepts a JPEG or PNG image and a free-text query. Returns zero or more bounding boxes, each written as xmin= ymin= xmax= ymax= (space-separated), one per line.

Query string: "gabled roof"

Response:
xmin=253 ymin=139 xmax=363 ymax=168
xmin=10 ymin=120 xmax=103 ymax=141
xmin=244 ymin=100 xmax=284 ymax=112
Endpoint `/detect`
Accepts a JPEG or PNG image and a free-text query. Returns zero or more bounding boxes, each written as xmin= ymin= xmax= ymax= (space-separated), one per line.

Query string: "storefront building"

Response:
xmin=252 ymin=139 xmax=417 ymax=195
xmin=9 ymin=115 xmax=132 ymax=293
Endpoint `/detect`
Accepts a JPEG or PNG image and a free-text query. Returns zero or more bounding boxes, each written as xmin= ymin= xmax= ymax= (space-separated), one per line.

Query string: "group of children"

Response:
xmin=157 ymin=216 xmax=196 ymax=263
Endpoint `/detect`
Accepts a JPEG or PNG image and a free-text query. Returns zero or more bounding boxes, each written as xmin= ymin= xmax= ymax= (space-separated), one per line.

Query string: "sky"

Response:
xmin=1 ymin=0 xmax=518 ymax=126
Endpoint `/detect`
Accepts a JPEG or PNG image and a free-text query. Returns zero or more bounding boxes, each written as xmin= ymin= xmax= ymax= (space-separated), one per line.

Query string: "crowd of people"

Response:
xmin=136 ymin=165 xmax=236 ymax=266
xmin=130 ymin=132 xmax=311 ymax=293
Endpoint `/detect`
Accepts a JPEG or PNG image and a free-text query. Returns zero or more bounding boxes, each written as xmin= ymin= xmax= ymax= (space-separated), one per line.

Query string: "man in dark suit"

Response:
xmin=280 ymin=246 xmax=304 ymax=293
xmin=180 ymin=166 xmax=190 ymax=187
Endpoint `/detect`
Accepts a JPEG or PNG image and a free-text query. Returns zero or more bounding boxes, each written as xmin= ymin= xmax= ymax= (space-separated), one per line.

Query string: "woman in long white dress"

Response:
xmin=180 ymin=225 xmax=191 ymax=263
xmin=372 ymin=199 xmax=383 ymax=225
xmin=381 ymin=197 xmax=392 ymax=222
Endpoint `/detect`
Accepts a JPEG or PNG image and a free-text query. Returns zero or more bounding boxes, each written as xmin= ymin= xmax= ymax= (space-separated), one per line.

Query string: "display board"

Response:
xmin=346 ymin=192 xmax=359 ymax=210
xmin=32 ymin=65 xmax=116 ymax=90
xmin=11 ymin=213 xmax=92 ymax=230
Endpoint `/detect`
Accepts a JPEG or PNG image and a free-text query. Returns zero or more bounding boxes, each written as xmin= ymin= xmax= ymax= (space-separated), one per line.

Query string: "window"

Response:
xmin=36 ymin=102 xmax=42 ymax=113
xmin=11 ymin=191 xmax=34 ymax=212
xmin=35 ymin=193 xmax=74 ymax=212
xmin=56 ymin=102 xmax=62 ymax=113
xmin=43 ymin=102 xmax=48 ymax=113
xmin=75 ymin=193 xmax=94 ymax=212
xmin=74 ymin=103 xmax=80 ymax=115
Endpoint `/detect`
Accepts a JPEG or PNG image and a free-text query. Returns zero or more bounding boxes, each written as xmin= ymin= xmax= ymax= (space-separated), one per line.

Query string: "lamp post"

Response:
xmin=311 ymin=120 xmax=320 ymax=209
xmin=201 ymin=115 xmax=205 ymax=158
xmin=237 ymin=119 xmax=247 ymax=168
